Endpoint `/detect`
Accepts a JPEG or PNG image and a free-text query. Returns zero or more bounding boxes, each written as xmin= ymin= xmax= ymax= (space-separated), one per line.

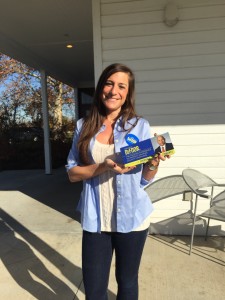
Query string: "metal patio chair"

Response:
xmin=144 ymin=175 xmax=191 ymax=204
xmin=144 ymin=175 xmax=195 ymax=252
xmin=200 ymin=190 xmax=225 ymax=239
xmin=182 ymin=168 xmax=225 ymax=254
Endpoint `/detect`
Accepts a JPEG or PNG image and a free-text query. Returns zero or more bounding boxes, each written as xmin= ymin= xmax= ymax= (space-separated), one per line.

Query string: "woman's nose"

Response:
xmin=111 ymin=84 xmax=118 ymax=94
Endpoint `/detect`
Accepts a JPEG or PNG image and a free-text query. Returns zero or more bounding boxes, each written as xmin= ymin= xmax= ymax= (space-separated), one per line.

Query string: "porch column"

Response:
xmin=40 ymin=69 xmax=52 ymax=174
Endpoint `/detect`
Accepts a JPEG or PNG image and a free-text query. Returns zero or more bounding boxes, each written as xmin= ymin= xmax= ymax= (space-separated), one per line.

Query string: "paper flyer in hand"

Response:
xmin=151 ymin=132 xmax=175 ymax=157
xmin=120 ymin=132 xmax=175 ymax=167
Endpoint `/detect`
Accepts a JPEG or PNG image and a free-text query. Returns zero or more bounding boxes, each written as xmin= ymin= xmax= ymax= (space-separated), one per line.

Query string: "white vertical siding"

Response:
xmin=93 ymin=0 xmax=225 ymax=235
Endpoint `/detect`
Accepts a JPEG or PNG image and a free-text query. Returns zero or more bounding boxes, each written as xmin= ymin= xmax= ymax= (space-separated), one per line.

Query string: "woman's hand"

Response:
xmin=104 ymin=158 xmax=136 ymax=174
xmin=151 ymin=152 xmax=170 ymax=166
xmin=142 ymin=151 xmax=171 ymax=181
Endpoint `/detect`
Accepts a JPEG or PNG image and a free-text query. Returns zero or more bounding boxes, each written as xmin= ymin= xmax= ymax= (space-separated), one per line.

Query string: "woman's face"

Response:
xmin=102 ymin=72 xmax=129 ymax=114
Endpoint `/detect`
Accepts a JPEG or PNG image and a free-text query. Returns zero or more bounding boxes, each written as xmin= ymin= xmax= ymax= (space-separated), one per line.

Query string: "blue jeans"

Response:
xmin=82 ymin=229 xmax=148 ymax=300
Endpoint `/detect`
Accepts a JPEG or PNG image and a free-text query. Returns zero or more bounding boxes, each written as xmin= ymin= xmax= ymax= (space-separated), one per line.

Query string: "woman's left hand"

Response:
xmin=152 ymin=152 xmax=170 ymax=165
xmin=142 ymin=152 xmax=171 ymax=181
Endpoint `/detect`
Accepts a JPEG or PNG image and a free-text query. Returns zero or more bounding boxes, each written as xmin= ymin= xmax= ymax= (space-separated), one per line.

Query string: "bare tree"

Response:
xmin=0 ymin=53 xmax=75 ymax=137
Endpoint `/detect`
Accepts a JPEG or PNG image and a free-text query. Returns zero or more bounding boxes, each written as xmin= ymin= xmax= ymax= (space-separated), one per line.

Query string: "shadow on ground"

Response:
xmin=0 ymin=208 xmax=117 ymax=299
xmin=149 ymin=234 xmax=225 ymax=266
xmin=0 ymin=208 xmax=82 ymax=299
xmin=0 ymin=167 xmax=82 ymax=223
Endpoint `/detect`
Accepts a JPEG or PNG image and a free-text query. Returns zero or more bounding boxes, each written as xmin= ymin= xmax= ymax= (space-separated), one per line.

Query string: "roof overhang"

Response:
xmin=0 ymin=0 xmax=94 ymax=88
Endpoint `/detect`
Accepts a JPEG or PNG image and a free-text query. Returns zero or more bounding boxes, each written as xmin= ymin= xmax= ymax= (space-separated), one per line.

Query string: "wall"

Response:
xmin=92 ymin=0 xmax=225 ymax=235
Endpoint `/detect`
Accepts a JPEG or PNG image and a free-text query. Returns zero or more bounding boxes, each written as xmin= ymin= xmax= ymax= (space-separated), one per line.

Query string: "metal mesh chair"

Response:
xmin=144 ymin=175 xmax=191 ymax=204
xmin=144 ymin=175 xmax=195 ymax=252
xmin=182 ymin=168 xmax=225 ymax=254
xmin=200 ymin=190 xmax=225 ymax=239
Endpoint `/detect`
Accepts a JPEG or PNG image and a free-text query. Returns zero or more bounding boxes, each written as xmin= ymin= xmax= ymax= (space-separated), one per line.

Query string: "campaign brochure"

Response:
xmin=151 ymin=132 xmax=175 ymax=157
xmin=120 ymin=132 xmax=175 ymax=167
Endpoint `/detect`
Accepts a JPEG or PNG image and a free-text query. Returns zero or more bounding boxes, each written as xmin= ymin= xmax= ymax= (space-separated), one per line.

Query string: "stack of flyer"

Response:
xmin=120 ymin=132 xmax=175 ymax=167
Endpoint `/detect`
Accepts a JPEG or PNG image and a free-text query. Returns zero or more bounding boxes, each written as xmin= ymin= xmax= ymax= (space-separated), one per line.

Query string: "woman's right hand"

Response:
xmin=104 ymin=158 xmax=136 ymax=174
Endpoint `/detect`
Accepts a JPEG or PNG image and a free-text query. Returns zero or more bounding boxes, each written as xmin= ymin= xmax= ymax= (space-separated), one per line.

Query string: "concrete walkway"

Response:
xmin=0 ymin=168 xmax=224 ymax=300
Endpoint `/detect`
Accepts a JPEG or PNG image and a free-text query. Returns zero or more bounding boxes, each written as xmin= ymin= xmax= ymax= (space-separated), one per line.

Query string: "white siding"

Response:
xmin=92 ymin=0 xmax=225 ymax=235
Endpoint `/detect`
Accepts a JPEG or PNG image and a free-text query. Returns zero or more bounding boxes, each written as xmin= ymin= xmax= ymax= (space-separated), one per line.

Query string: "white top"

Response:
xmin=92 ymin=139 xmax=151 ymax=232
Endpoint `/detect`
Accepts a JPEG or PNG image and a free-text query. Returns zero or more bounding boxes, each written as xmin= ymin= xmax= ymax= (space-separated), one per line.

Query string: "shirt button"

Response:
xmin=117 ymin=180 xmax=120 ymax=184
xmin=117 ymin=208 xmax=121 ymax=212
xmin=118 ymin=194 xmax=120 ymax=198
xmin=115 ymin=139 xmax=119 ymax=143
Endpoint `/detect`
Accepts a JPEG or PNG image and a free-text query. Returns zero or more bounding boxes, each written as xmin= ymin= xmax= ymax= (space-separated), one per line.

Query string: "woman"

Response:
xmin=66 ymin=63 xmax=167 ymax=300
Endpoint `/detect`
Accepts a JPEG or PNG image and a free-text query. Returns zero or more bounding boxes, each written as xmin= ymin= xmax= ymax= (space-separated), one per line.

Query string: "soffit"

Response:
xmin=0 ymin=0 xmax=94 ymax=87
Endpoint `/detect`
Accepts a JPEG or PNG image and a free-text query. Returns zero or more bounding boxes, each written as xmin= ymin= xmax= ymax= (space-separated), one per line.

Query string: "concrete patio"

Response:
xmin=0 ymin=167 xmax=224 ymax=300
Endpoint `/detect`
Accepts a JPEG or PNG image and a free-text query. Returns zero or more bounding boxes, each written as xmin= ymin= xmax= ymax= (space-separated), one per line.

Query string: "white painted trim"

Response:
xmin=92 ymin=0 xmax=103 ymax=86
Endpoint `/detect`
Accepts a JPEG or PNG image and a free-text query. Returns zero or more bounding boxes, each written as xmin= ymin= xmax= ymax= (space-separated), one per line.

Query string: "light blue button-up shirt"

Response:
xmin=66 ymin=117 xmax=154 ymax=233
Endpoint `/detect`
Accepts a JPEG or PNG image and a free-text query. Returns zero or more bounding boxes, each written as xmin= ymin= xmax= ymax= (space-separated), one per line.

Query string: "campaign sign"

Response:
xmin=120 ymin=138 xmax=155 ymax=167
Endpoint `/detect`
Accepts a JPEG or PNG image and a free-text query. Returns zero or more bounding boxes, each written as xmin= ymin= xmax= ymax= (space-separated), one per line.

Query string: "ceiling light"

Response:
xmin=66 ymin=44 xmax=73 ymax=48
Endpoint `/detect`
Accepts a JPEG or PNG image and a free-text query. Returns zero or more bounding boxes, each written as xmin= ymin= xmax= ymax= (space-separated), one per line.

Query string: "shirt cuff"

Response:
xmin=140 ymin=176 xmax=154 ymax=187
xmin=65 ymin=161 xmax=78 ymax=172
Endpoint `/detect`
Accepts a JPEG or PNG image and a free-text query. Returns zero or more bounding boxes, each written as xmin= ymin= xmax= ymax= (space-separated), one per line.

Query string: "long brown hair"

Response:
xmin=77 ymin=63 xmax=138 ymax=165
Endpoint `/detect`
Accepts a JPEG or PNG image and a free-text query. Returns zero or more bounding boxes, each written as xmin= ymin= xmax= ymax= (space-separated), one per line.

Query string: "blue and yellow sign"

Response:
xmin=120 ymin=138 xmax=155 ymax=167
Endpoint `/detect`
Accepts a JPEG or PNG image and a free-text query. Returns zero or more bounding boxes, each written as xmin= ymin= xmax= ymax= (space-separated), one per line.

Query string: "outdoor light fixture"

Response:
xmin=163 ymin=2 xmax=179 ymax=27
xmin=66 ymin=44 xmax=73 ymax=48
